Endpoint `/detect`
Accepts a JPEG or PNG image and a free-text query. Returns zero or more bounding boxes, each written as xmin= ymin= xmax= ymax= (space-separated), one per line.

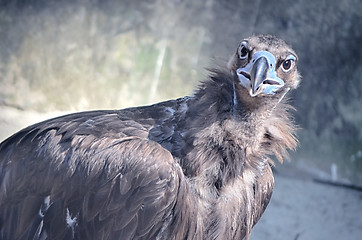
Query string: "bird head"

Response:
xmin=228 ymin=35 xmax=300 ymax=98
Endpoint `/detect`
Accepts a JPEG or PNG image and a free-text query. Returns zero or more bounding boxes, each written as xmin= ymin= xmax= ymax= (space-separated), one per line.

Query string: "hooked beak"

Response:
xmin=237 ymin=51 xmax=284 ymax=97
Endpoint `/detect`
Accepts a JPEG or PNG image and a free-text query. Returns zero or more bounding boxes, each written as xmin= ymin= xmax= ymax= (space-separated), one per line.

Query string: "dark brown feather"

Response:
xmin=0 ymin=35 xmax=299 ymax=240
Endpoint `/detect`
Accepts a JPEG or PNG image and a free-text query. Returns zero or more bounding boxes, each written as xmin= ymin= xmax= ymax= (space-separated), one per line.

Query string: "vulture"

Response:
xmin=0 ymin=35 xmax=300 ymax=240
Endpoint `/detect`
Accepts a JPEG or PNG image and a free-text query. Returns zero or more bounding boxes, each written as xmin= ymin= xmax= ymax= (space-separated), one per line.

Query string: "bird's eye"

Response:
xmin=281 ymin=55 xmax=296 ymax=72
xmin=238 ymin=42 xmax=249 ymax=60
xmin=282 ymin=60 xmax=292 ymax=71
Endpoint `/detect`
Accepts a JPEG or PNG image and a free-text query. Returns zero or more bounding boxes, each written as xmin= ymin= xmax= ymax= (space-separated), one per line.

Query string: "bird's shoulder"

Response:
xmin=0 ymin=97 xmax=189 ymax=189
xmin=0 ymin=106 xmax=185 ymax=239
xmin=0 ymin=97 xmax=189 ymax=152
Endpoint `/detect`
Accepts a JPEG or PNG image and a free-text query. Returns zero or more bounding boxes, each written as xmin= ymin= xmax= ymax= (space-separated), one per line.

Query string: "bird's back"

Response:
xmin=0 ymin=99 xmax=193 ymax=240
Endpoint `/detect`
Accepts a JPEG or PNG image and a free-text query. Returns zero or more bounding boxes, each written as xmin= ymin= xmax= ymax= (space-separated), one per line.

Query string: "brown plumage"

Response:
xmin=0 ymin=35 xmax=300 ymax=240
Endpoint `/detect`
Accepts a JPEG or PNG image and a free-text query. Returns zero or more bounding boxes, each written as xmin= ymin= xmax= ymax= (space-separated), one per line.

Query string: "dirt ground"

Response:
xmin=0 ymin=106 xmax=361 ymax=240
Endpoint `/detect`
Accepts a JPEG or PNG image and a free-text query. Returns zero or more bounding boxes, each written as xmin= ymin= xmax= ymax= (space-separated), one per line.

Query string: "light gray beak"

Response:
xmin=237 ymin=51 xmax=284 ymax=97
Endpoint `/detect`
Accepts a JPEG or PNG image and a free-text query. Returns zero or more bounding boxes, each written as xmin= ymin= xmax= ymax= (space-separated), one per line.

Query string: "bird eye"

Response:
xmin=281 ymin=55 xmax=296 ymax=72
xmin=282 ymin=60 xmax=292 ymax=71
xmin=238 ymin=42 xmax=249 ymax=60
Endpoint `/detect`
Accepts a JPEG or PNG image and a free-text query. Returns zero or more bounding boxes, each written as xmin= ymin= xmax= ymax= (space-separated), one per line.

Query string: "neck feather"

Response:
xmin=179 ymin=69 xmax=297 ymax=185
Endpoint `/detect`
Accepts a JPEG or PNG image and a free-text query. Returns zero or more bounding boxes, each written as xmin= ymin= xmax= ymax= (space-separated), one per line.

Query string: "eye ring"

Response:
xmin=281 ymin=55 xmax=296 ymax=72
xmin=238 ymin=41 xmax=249 ymax=60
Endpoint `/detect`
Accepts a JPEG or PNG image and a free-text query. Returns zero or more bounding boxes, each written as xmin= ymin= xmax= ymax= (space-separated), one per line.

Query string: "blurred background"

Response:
xmin=0 ymin=0 xmax=361 ymax=239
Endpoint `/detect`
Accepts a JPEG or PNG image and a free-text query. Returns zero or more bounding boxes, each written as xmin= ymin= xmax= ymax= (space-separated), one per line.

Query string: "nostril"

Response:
xmin=240 ymin=71 xmax=251 ymax=80
xmin=263 ymin=80 xmax=281 ymax=85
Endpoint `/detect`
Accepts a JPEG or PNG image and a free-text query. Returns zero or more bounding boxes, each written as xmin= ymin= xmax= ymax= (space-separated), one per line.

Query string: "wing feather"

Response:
xmin=0 ymin=112 xmax=182 ymax=240
xmin=252 ymin=164 xmax=274 ymax=226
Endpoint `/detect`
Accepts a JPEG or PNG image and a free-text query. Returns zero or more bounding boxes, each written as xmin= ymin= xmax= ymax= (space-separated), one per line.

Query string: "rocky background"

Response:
xmin=0 ymin=0 xmax=361 ymax=239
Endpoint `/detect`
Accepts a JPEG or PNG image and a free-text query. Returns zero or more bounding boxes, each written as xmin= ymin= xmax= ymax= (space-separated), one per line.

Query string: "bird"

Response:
xmin=0 ymin=35 xmax=300 ymax=240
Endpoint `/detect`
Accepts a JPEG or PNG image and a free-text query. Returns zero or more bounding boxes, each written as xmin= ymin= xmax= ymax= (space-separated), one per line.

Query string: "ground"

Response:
xmin=0 ymin=106 xmax=361 ymax=240
xmin=252 ymin=171 xmax=362 ymax=240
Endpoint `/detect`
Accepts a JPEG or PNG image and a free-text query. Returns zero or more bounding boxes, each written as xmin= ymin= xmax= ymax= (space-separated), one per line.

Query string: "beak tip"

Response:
xmin=249 ymin=88 xmax=259 ymax=97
